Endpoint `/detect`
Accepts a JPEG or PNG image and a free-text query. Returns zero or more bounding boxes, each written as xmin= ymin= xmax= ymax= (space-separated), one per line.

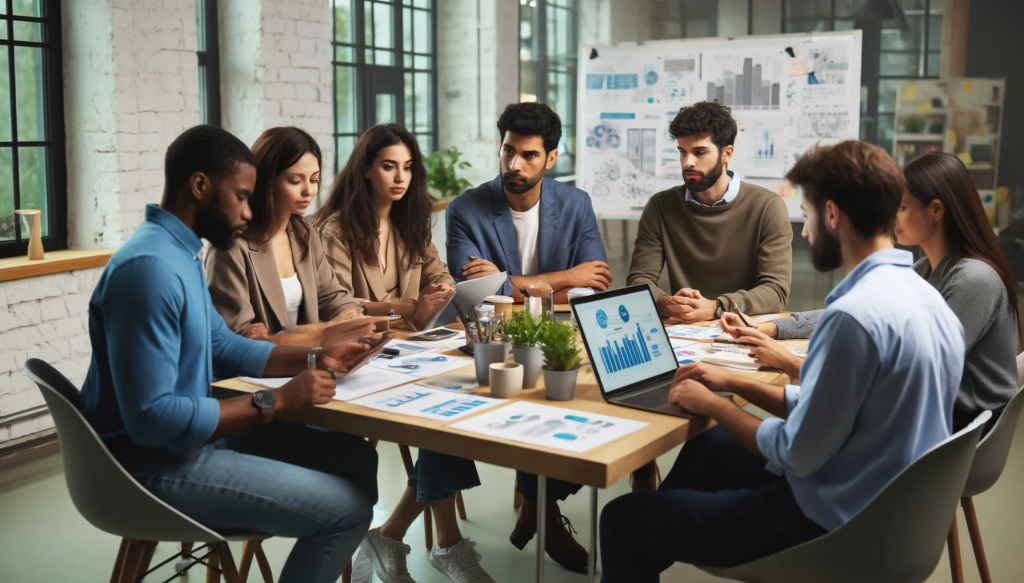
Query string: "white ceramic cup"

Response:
xmin=489 ymin=362 xmax=524 ymax=399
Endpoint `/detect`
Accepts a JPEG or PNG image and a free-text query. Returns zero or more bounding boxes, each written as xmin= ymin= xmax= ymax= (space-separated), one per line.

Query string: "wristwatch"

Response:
xmin=252 ymin=390 xmax=276 ymax=424
xmin=714 ymin=300 xmax=724 ymax=319
xmin=308 ymin=346 xmax=321 ymax=371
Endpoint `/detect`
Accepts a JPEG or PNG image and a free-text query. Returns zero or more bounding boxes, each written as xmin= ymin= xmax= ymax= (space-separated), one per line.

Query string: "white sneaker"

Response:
xmin=359 ymin=528 xmax=416 ymax=583
xmin=428 ymin=538 xmax=495 ymax=583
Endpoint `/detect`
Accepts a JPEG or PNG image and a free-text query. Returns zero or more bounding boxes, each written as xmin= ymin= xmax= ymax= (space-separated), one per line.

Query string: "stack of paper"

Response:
xmin=700 ymin=351 xmax=761 ymax=372
xmin=241 ymin=367 xmax=413 ymax=401
xmin=665 ymin=324 xmax=724 ymax=340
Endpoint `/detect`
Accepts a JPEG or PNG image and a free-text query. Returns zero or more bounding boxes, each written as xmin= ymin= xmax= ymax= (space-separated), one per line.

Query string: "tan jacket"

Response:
xmin=319 ymin=218 xmax=454 ymax=303
xmin=205 ymin=221 xmax=364 ymax=334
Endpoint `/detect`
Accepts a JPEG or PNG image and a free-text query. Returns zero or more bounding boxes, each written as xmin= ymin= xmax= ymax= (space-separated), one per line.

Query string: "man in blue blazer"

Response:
xmin=445 ymin=102 xmax=608 ymax=573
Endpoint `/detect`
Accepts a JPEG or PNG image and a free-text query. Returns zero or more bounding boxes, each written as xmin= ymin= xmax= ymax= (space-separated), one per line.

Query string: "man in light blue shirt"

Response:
xmin=79 ymin=126 xmax=379 ymax=583
xmin=599 ymin=141 xmax=963 ymax=582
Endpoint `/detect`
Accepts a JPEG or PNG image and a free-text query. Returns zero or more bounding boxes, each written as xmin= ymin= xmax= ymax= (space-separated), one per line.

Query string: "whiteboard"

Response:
xmin=575 ymin=31 xmax=863 ymax=220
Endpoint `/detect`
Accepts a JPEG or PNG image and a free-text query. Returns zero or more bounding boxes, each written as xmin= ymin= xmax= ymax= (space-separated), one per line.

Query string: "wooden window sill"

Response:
xmin=0 ymin=249 xmax=114 ymax=283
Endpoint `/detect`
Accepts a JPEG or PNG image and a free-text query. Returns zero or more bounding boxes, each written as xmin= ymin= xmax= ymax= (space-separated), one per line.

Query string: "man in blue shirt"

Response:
xmin=79 ymin=126 xmax=378 ymax=583
xmin=598 ymin=141 xmax=964 ymax=582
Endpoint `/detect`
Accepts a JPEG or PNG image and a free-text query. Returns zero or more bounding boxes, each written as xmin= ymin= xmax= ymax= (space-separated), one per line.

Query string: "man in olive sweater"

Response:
xmin=628 ymin=101 xmax=793 ymax=322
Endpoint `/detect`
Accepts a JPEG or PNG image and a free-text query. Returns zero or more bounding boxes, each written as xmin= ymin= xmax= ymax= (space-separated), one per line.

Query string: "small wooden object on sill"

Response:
xmin=14 ymin=210 xmax=43 ymax=260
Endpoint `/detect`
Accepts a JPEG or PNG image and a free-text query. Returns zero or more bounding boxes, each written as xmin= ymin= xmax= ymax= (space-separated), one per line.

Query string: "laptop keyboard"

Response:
xmin=620 ymin=385 xmax=672 ymax=408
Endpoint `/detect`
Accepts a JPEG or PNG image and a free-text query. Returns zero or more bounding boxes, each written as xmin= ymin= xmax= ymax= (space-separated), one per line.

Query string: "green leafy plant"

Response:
xmin=424 ymin=146 xmax=473 ymax=198
xmin=902 ymin=115 xmax=926 ymax=133
xmin=540 ymin=319 xmax=582 ymax=372
xmin=505 ymin=310 xmax=547 ymax=348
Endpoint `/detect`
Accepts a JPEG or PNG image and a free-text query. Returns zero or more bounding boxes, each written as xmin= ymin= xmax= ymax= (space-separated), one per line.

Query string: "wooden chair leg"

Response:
xmin=456 ymin=490 xmax=468 ymax=521
xmin=117 ymin=539 xmax=145 ymax=583
xmin=138 ymin=541 xmax=158 ymax=578
xmin=213 ymin=542 xmax=241 ymax=583
xmin=110 ymin=538 xmax=130 ymax=583
xmin=238 ymin=540 xmax=257 ymax=583
xmin=948 ymin=516 xmax=965 ymax=583
xmin=962 ymin=497 xmax=993 ymax=583
xmin=253 ymin=542 xmax=273 ymax=583
xmin=207 ymin=550 xmax=222 ymax=583
xmin=513 ymin=477 xmax=523 ymax=510
xmin=181 ymin=541 xmax=194 ymax=559
xmin=399 ymin=444 xmax=415 ymax=475
xmin=342 ymin=561 xmax=352 ymax=583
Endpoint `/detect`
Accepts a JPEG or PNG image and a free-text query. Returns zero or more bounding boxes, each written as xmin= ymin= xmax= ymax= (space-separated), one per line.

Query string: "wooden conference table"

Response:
xmin=213 ymin=312 xmax=806 ymax=583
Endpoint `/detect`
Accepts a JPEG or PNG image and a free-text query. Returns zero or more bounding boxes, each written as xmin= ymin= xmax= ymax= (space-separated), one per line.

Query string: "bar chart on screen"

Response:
xmin=586 ymin=303 xmax=671 ymax=377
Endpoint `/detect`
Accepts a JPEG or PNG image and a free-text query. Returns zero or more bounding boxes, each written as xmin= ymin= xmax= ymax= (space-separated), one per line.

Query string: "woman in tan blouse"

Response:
xmin=314 ymin=125 xmax=492 ymax=581
xmin=206 ymin=127 xmax=367 ymax=345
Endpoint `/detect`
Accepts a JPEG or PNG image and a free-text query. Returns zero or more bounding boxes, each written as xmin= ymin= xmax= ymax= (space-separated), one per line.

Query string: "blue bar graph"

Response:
xmin=599 ymin=323 xmax=653 ymax=374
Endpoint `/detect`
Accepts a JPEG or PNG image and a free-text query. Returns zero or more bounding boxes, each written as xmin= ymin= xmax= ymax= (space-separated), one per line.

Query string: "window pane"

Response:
xmin=335 ymin=46 xmax=353 ymax=63
xmin=787 ymin=19 xmax=828 ymax=33
xmin=0 ymin=49 xmax=11 ymax=141
xmin=927 ymin=14 xmax=942 ymax=52
xmin=786 ymin=0 xmax=830 ymax=19
xmin=926 ymin=52 xmax=940 ymax=78
xmin=198 ymin=64 xmax=209 ymax=124
xmin=414 ymin=9 xmax=430 ymax=54
xmin=718 ymin=0 xmax=749 ymax=38
xmin=414 ymin=55 xmax=430 ymax=70
xmin=374 ymin=2 xmax=394 ymax=49
xmin=880 ymin=51 xmax=919 ymax=76
xmin=375 ymin=49 xmax=394 ymax=66
xmin=878 ymin=79 xmax=901 ymax=114
xmin=415 ymin=133 xmax=432 ymax=154
xmin=0 ymin=149 xmax=12 ymax=242
xmin=376 ymin=93 xmax=396 ymax=124
xmin=404 ymin=53 xmax=413 ymax=67
xmin=335 ymin=0 xmax=354 ymax=44
xmin=403 ymin=7 xmax=412 ymax=52
xmin=335 ymin=66 xmax=357 ymax=134
xmin=414 ymin=0 xmax=430 ymax=8
xmin=14 ymin=21 xmax=41 ymax=42
xmin=12 ymin=0 xmax=40 ymax=17
xmin=336 ymin=136 xmax=356 ymax=171
xmin=15 ymin=46 xmax=45 ymax=142
xmin=196 ymin=0 xmax=207 ymax=52
xmin=878 ymin=115 xmax=896 ymax=155
xmin=404 ymin=71 xmax=414 ymax=128
xmin=364 ymin=1 xmax=374 ymax=46
xmin=414 ymin=71 xmax=431 ymax=133
xmin=19 ymin=146 xmax=47 ymax=236
xmin=752 ymin=0 xmax=781 ymax=35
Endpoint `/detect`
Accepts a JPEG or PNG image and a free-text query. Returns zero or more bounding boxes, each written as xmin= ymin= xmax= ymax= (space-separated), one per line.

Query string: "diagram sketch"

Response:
xmin=799 ymin=111 xmax=851 ymax=138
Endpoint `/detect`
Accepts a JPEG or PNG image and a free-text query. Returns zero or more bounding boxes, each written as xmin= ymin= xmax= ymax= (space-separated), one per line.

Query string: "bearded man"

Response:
xmin=627 ymin=100 xmax=793 ymax=322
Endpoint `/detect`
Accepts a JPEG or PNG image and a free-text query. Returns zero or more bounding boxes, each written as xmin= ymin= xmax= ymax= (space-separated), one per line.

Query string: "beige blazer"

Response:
xmin=205 ymin=221 xmax=364 ymax=334
xmin=319 ymin=218 xmax=454 ymax=303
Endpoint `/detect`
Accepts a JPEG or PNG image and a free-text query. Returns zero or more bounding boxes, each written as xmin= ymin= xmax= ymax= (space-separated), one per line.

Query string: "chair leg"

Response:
xmin=342 ymin=561 xmax=352 ymax=583
xmin=254 ymin=542 xmax=273 ymax=583
xmin=962 ymin=497 xmax=993 ymax=583
xmin=207 ymin=550 xmax=222 ymax=583
xmin=238 ymin=540 xmax=257 ymax=583
xmin=456 ymin=490 xmax=468 ymax=521
xmin=213 ymin=542 xmax=242 ymax=583
xmin=110 ymin=538 xmax=130 ymax=583
xmin=513 ymin=477 xmax=523 ymax=510
xmin=117 ymin=539 xmax=145 ymax=583
xmin=948 ymin=516 xmax=965 ymax=583
xmin=137 ymin=541 xmax=158 ymax=578
xmin=399 ymin=444 xmax=415 ymax=475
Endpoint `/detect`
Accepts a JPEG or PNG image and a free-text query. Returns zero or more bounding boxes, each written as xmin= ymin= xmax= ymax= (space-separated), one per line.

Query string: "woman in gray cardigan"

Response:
xmin=723 ymin=153 xmax=1019 ymax=431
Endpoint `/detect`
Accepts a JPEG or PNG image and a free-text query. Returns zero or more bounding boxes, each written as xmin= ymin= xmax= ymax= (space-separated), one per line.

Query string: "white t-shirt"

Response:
xmin=281 ymin=274 xmax=303 ymax=326
xmin=510 ymin=202 xmax=541 ymax=276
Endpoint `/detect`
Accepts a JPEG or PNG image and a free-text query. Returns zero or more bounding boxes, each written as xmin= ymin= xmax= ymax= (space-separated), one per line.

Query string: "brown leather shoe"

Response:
xmin=629 ymin=461 xmax=661 ymax=492
xmin=509 ymin=499 xmax=590 ymax=574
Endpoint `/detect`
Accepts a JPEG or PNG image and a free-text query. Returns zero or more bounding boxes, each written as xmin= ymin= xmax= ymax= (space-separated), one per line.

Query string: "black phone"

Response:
xmin=413 ymin=328 xmax=459 ymax=341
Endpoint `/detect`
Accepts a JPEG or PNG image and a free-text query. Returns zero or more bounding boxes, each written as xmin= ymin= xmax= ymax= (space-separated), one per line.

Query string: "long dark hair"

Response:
xmin=314 ymin=124 xmax=432 ymax=270
xmin=243 ymin=126 xmax=323 ymax=259
xmin=904 ymin=153 xmax=1019 ymax=322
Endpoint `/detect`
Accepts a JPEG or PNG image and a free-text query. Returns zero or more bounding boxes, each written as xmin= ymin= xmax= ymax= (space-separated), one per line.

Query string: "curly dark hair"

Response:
xmin=242 ymin=127 xmax=322 ymax=260
xmin=787 ymin=140 xmax=906 ymax=237
xmin=497 ymin=102 xmax=562 ymax=154
xmin=668 ymin=101 xmax=737 ymax=151
xmin=314 ymin=124 xmax=433 ymax=271
xmin=163 ymin=124 xmax=254 ymax=200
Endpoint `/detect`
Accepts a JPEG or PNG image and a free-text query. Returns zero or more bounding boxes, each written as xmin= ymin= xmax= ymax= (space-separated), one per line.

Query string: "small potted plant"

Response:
xmin=424 ymin=145 xmax=473 ymax=200
xmin=505 ymin=310 xmax=547 ymax=388
xmin=540 ymin=319 xmax=583 ymax=401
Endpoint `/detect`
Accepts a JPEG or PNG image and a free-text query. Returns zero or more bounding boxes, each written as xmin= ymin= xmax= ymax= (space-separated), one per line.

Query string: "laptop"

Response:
xmin=570 ymin=285 xmax=691 ymax=417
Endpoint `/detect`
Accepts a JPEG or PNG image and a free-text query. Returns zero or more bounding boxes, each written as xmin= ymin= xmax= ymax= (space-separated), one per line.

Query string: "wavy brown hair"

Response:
xmin=243 ymin=127 xmax=322 ymax=260
xmin=904 ymin=153 xmax=1019 ymax=323
xmin=314 ymin=124 xmax=432 ymax=270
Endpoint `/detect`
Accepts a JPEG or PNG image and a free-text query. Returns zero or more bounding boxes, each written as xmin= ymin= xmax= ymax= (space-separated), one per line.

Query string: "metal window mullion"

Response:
xmin=922 ymin=0 xmax=930 ymax=77
xmin=536 ymin=0 xmax=547 ymax=106
xmin=429 ymin=0 xmax=436 ymax=152
xmin=7 ymin=0 xmax=21 ymax=242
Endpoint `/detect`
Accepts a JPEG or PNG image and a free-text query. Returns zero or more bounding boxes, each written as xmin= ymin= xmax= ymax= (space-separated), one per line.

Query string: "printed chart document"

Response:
xmin=415 ymin=373 xmax=480 ymax=394
xmin=350 ymin=386 xmax=504 ymax=420
xmin=665 ymin=324 xmax=724 ymax=340
xmin=366 ymin=352 xmax=471 ymax=377
xmin=241 ymin=367 xmax=412 ymax=402
xmin=451 ymin=402 xmax=648 ymax=453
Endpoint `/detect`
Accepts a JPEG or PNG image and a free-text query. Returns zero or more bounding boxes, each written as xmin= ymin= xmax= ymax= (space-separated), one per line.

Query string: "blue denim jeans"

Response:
xmin=407 ymin=449 xmax=480 ymax=502
xmin=113 ymin=421 xmax=378 ymax=583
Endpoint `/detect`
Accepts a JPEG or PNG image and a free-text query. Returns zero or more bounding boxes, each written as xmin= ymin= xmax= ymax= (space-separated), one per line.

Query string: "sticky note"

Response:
xmin=903 ymin=86 xmax=917 ymax=100
xmin=947 ymin=131 xmax=957 ymax=145
xmin=961 ymin=81 xmax=974 ymax=93
xmin=787 ymin=60 xmax=808 ymax=76
xmin=917 ymin=101 xmax=931 ymax=113
xmin=957 ymin=151 xmax=974 ymax=166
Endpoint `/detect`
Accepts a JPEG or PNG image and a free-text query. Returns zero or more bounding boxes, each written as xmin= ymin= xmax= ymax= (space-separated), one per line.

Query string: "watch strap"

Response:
xmin=308 ymin=347 xmax=321 ymax=371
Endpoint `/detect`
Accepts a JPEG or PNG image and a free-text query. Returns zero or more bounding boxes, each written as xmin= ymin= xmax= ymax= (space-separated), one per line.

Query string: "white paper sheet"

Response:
xmin=384 ymin=339 xmax=431 ymax=356
xmin=365 ymin=352 xmax=473 ymax=378
xmin=754 ymin=313 xmax=782 ymax=321
xmin=451 ymin=402 xmax=648 ymax=453
xmin=350 ymin=386 xmax=505 ymax=420
xmin=665 ymin=324 xmax=724 ymax=340
xmin=415 ymin=373 xmax=481 ymax=394
xmin=240 ymin=367 xmax=414 ymax=402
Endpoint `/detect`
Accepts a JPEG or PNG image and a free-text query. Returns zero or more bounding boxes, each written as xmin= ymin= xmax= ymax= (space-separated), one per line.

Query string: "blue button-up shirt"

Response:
xmin=684 ymin=169 xmax=742 ymax=206
xmin=80 ymin=205 xmax=274 ymax=454
xmin=756 ymin=249 xmax=963 ymax=531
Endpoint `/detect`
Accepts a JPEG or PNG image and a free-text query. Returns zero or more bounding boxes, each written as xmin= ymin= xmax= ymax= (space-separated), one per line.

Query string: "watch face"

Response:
xmin=254 ymin=390 xmax=275 ymax=409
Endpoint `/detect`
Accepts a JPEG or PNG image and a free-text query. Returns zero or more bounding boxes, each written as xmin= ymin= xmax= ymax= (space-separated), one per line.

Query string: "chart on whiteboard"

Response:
xmin=578 ymin=32 xmax=862 ymax=219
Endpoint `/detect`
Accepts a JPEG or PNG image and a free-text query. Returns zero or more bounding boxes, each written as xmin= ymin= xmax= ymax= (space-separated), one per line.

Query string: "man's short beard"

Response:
xmin=502 ymin=166 xmax=545 ymax=195
xmin=195 ymin=189 xmax=241 ymax=250
xmin=683 ymin=151 xmax=725 ymax=193
xmin=810 ymin=210 xmax=842 ymax=272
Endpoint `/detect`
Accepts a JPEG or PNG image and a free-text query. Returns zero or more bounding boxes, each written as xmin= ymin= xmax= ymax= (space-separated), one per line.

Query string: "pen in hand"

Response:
xmin=730 ymin=301 xmax=754 ymax=328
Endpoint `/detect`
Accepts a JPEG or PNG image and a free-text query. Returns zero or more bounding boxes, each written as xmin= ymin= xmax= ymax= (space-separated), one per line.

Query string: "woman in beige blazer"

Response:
xmin=206 ymin=127 xmax=367 ymax=345
xmin=314 ymin=125 xmax=492 ymax=581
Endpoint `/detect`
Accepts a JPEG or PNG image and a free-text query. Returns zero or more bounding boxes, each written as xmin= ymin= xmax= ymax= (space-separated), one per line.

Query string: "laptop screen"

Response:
xmin=572 ymin=286 xmax=679 ymax=396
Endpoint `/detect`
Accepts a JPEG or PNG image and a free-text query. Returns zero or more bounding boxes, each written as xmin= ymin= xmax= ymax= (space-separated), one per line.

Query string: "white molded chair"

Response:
xmin=697 ymin=410 xmax=991 ymax=583
xmin=22 ymin=359 xmax=272 ymax=583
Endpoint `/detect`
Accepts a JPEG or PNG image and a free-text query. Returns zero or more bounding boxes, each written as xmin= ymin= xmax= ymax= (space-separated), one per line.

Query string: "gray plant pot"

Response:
xmin=543 ymin=366 xmax=580 ymax=401
xmin=513 ymin=345 xmax=544 ymax=388
xmin=474 ymin=341 xmax=510 ymax=384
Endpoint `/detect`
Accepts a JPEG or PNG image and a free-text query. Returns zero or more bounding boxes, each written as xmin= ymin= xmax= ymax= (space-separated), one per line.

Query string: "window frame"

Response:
xmin=0 ymin=0 xmax=67 ymax=259
xmin=196 ymin=0 xmax=221 ymax=126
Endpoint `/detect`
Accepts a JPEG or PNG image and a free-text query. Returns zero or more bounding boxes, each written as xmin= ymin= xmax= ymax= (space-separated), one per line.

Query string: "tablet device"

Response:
xmin=335 ymin=332 xmax=396 ymax=378
xmin=451 ymin=271 xmax=508 ymax=318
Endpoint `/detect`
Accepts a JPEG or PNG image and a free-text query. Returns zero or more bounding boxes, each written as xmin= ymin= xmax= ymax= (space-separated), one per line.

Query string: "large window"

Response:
xmin=0 ymin=0 xmax=65 ymax=258
xmin=332 ymin=0 xmax=437 ymax=173
xmin=519 ymin=0 xmax=578 ymax=178
xmin=196 ymin=0 xmax=220 ymax=126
